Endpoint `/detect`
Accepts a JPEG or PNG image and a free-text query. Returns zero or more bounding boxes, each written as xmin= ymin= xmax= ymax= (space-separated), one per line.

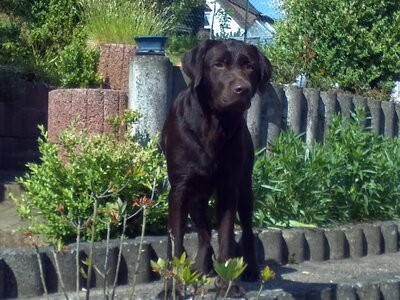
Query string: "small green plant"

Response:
xmin=151 ymin=252 xmax=211 ymax=299
xmin=253 ymin=110 xmax=400 ymax=227
xmin=212 ymin=256 xmax=247 ymax=299
xmin=255 ymin=265 xmax=276 ymax=300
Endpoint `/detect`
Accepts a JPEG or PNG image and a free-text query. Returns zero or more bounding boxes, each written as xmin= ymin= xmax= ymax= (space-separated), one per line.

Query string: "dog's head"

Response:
xmin=182 ymin=39 xmax=272 ymax=113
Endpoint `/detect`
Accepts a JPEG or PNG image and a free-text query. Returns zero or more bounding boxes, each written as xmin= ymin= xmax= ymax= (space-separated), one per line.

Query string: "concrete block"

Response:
xmin=343 ymin=226 xmax=365 ymax=258
xmin=367 ymin=99 xmax=382 ymax=134
xmin=258 ymin=229 xmax=284 ymax=264
xmin=79 ymin=241 xmax=119 ymax=289
xmin=303 ymin=88 xmax=321 ymax=146
xmin=87 ymin=89 xmax=104 ymax=134
xmin=304 ymin=229 xmax=327 ymax=261
xmin=379 ymin=280 xmax=400 ymax=300
xmin=356 ymin=283 xmax=380 ymax=300
xmin=381 ymin=101 xmax=395 ymax=138
xmin=395 ymin=103 xmax=400 ymax=137
xmin=70 ymin=89 xmax=88 ymax=131
xmin=284 ymin=85 xmax=304 ymax=135
xmin=320 ymin=91 xmax=338 ymax=139
xmin=352 ymin=96 xmax=367 ymax=111
xmin=324 ymin=229 xmax=347 ymax=260
xmin=42 ymin=246 xmax=81 ymax=293
xmin=103 ymin=89 xmax=121 ymax=134
xmin=336 ymin=285 xmax=357 ymax=299
xmin=247 ymin=93 xmax=263 ymax=148
xmin=282 ymin=229 xmax=306 ymax=264
xmin=143 ymin=235 xmax=168 ymax=261
xmin=0 ymin=248 xmax=44 ymax=298
xmin=337 ymin=93 xmax=353 ymax=119
xmin=48 ymin=89 xmax=72 ymax=142
xmin=381 ymin=222 xmax=399 ymax=253
xmin=305 ymin=287 xmax=334 ymax=300
xmin=261 ymin=83 xmax=284 ymax=148
xmin=0 ymin=258 xmax=4 ymax=299
xmin=99 ymin=44 xmax=135 ymax=91
xmin=118 ymin=239 xmax=153 ymax=285
xmin=362 ymin=224 xmax=382 ymax=256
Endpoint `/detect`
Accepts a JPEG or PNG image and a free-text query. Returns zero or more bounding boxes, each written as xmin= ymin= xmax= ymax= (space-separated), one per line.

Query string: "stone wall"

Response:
xmin=48 ymin=89 xmax=127 ymax=142
xmin=0 ymin=68 xmax=49 ymax=172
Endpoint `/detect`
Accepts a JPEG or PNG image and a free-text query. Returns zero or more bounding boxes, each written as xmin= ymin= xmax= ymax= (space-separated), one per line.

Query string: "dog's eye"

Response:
xmin=246 ymin=64 xmax=255 ymax=71
xmin=214 ymin=62 xmax=224 ymax=69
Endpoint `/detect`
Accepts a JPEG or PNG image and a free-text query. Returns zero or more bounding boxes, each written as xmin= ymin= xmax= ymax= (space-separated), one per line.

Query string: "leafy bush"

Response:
xmin=81 ymin=0 xmax=175 ymax=47
xmin=266 ymin=0 xmax=400 ymax=95
xmin=253 ymin=110 xmax=400 ymax=227
xmin=13 ymin=112 xmax=168 ymax=244
xmin=0 ymin=1 xmax=103 ymax=87
xmin=57 ymin=32 xmax=102 ymax=88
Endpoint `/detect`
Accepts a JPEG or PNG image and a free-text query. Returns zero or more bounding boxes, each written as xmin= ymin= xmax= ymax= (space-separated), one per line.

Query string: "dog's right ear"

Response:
xmin=182 ymin=40 xmax=217 ymax=88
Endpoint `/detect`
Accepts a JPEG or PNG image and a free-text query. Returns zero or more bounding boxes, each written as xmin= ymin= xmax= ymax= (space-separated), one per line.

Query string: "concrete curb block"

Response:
xmin=0 ymin=221 xmax=399 ymax=298
xmin=0 ymin=258 xmax=4 ymax=299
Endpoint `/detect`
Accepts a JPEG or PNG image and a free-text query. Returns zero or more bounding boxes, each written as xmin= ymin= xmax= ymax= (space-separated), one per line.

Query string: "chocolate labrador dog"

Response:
xmin=161 ymin=39 xmax=272 ymax=296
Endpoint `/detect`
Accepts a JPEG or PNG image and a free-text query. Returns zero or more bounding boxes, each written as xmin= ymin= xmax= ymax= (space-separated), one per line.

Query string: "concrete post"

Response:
xmin=337 ymin=93 xmax=353 ymax=119
xmin=128 ymin=55 xmax=173 ymax=138
xmin=262 ymin=83 xmax=284 ymax=148
xmin=352 ymin=96 xmax=368 ymax=129
xmin=381 ymin=101 xmax=395 ymax=138
xmin=352 ymin=95 xmax=367 ymax=111
xmin=320 ymin=92 xmax=337 ymax=140
xmin=303 ymin=88 xmax=321 ymax=146
xmin=246 ymin=93 xmax=263 ymax=148
xmin=367 ymin=99 xmax=382 ymax=134
xmin=284 ymin=85 xmax=304 ymax=135
xmin=395 ymin=103 xmax=400 ymax=137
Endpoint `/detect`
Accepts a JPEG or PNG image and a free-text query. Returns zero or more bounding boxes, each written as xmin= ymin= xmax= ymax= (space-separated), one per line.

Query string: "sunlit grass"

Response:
xmin=81 ymin=0 xmax=176 ymax=47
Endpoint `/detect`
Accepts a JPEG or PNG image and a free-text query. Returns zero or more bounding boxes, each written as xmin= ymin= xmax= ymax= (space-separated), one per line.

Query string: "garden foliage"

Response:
xmin=267 ymin=0 xmax=400 ymax=95
xmin=0 ymin=0 xmax=100 ymax=87
xmin=253 ymin=110 xmax=400 ymax=227
xmin=13 ymin=112 xmax=168 ymax=244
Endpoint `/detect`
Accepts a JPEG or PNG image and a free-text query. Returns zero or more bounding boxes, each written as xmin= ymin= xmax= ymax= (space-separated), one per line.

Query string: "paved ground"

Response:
xmin=22 ymin=252 xmax=400 ymax=299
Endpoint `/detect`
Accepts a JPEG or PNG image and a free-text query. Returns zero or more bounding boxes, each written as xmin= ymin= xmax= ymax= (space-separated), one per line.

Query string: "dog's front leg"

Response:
xmin=167 ymin=186 xmax=188 ymax=259
xmin=216 ymin=186 xmax=238 ymax=262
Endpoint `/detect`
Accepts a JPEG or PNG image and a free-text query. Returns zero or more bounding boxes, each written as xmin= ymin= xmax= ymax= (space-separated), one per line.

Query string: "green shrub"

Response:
xmin=253 ymin=110 xmax=400 ymax=227
xmin=13 ymin=111 xmax=168 ymax=244
xmin=0 ymin=1 xmax=103 ymax=87
xmin=57 ymin=32 xmax=102 ymax=88
xmin=266 ymin=0 xmax=400 ymax=96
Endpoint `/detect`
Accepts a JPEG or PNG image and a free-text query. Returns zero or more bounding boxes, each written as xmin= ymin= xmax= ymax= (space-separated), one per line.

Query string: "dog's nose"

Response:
xmin=233 ymin=85 xmax=250 ymax=95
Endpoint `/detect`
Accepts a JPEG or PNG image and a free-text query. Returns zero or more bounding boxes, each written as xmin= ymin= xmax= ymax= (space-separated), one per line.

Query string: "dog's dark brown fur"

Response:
xmin=161 ymin=39 xmax=272 ymax=297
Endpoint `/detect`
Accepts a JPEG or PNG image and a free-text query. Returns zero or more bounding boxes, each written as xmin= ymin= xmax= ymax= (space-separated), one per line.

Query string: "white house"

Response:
xmin=204 ymin=0 xmax=275 ymax=44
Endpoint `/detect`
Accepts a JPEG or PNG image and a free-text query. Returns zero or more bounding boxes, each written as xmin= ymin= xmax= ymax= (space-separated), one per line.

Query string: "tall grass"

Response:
xmin=81 ymin=0 xmax=176 ymax=47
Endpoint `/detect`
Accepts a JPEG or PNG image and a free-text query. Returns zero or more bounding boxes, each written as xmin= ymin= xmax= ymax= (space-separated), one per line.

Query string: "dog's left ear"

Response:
xmin=255 ymin=47 xmax=273 ymax=92
xmin=182 ymin=39 xmax=218 ymax=88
